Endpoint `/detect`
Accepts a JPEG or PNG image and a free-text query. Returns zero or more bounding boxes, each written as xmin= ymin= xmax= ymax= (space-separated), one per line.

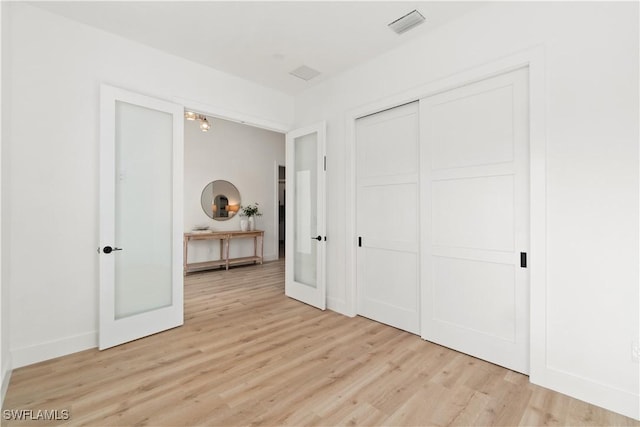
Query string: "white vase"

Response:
xmin=248 ymin=216 xmax=255 ymax=231
xmin=240 ymin=219 xmax=248 ymax=231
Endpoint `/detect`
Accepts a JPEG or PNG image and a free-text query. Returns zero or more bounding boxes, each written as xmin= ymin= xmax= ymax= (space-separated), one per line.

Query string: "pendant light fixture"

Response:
xmin=184 ymin=111 xmax=211 ymax=132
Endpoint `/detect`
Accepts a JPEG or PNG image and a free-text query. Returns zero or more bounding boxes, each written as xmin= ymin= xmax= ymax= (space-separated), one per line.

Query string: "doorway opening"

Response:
xmin=182 ymin=113 xmax=285 ymax=270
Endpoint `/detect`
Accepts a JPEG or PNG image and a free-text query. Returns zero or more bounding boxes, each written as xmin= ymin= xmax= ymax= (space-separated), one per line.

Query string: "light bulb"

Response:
xmin=184 ymin=111 xmax=197 ymax=120
xmin=200 ymin=118 xmax=211 ymax=132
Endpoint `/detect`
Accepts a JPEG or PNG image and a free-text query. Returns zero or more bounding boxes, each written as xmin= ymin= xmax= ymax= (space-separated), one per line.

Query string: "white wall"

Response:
xmin=294 ymin=1 xmax=639 ymax=420
xmin=3 ymin=3 xmax=293 ymax=368
xmin=184 ymin=116 xmax=285 ymax=262
xmin=0 ymin=0 xmax=10 ymax=404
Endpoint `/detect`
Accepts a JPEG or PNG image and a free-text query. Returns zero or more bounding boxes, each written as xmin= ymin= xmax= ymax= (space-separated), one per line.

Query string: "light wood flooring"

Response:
xmin=3 ymin=260 xmax=639 ymax=426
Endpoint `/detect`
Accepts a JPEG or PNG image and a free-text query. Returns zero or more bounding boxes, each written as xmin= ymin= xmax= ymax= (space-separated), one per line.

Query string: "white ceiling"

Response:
xmin=31 ymin=1 xmax=486 ymax=95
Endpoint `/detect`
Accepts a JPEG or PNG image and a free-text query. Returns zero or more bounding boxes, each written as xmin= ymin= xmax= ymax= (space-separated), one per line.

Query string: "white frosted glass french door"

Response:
xmin=99 ymin=85 xmax=184 ymax=350
xmin=285 ymin=123 xmax=326 ymax=309
xmin=420 ymin=68 xmax=530 ymax=373
xmin=356 ymin=102 xmax=420 ymax=334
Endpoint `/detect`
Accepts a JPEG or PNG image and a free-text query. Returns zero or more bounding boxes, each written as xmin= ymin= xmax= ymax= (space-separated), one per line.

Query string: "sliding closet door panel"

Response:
xmin=356 ymin=102 xmax=420 ymax=335
xmin=420 ymin=68 xmax=530 ymax=374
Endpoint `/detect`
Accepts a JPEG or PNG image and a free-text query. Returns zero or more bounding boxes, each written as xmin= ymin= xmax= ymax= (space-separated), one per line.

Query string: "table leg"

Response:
xmin=219 ymin=239 xmax=223 ymax=269
xmin=225 ymin=238 xmax=230 ymax=270
xmin=183 ymin=237 xmax=188 ymax=274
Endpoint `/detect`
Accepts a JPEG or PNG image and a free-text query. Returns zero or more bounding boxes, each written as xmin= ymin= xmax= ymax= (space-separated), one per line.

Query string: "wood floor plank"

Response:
xmin=3 ymin=260 xmax=638 ymax=426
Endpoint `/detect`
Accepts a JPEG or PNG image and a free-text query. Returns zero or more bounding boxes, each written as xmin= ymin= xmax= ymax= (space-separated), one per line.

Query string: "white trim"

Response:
xmin=0 ymin=0 xmax=6 ymax=408
xmin=344 ymin=108 xmax=358 ymax=317
xmin=273 ymin=161 xmax=280 ymax=260
xmin=263 ymin=254 xmax=279 ymax=263
xmin=530 ymin=366 xmax=640 ymax=421
xmin=526 ymin=45 xmax=549 ymax=385
xmin=11 ymin=332 xmax=97 ymax=369
xmin=173 ymin=96 xmax=290 ymax=134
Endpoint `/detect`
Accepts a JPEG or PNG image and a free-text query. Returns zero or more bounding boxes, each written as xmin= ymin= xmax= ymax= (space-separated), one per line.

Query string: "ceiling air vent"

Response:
xmin=388 ymin=10 xmax=425 ymax=35
xmin=289 ymin=65 xmax=321 ymax=81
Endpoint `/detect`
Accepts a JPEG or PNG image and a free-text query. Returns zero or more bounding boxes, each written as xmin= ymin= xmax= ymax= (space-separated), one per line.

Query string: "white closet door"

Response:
xmin=356 ymin=102 xmax=420 ymax=334
xmin=420 ymin=68 xmax=530 ymax=373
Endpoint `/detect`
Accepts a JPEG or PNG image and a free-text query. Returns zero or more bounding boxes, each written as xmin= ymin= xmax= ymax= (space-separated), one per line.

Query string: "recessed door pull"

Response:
xmin=103 ymin=246 xmax=123 ymax=254
xmin=520 ymin=252 xmax=527 ymax=268
xmin=358 ymin=237 xmax=362 ymax=247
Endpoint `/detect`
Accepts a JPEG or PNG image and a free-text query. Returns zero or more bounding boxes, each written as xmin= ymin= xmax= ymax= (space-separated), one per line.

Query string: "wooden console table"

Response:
xmin=183 ymin=230 xmax=264 ymax=273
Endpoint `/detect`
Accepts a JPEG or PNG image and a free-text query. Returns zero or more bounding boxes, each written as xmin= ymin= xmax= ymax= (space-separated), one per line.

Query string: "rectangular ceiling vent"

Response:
xmin=290 ymin=65 xmax=321 ymax=81
xmin=388 ymin=10 xmax=426 ymax=35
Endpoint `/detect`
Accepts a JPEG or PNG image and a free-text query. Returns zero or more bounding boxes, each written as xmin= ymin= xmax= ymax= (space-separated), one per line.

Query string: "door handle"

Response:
xmin=103 ymin=246 xmax=123 ymax=254
xmin=311 ymin=235 xmax=322 ymax=241
xmin=520 ymin=252 xmax=527 ymax=268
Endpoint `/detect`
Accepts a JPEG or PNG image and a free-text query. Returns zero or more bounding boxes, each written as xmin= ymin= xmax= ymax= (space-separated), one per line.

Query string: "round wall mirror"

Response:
xmin=200 ymin=180 xmax=241 ymax=221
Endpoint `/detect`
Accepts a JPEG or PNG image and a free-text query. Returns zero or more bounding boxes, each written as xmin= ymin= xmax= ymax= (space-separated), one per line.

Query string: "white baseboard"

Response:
xmin=1 ymin=356 xmax=12 ymax=406
xmin=11 ymin=332 xmax=97 ymax=369
xmin=263 ymin=254 xmax=279 ymax=262
xmin=531 ymin=366 xmax=640 ymax=421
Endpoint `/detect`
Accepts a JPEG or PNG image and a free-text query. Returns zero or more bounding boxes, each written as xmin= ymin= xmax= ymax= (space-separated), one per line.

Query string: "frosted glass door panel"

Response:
xmin=114 ymin=101 xmax=173 ymax=319
xmin=293 ymin=133 xmax=317 ymax=288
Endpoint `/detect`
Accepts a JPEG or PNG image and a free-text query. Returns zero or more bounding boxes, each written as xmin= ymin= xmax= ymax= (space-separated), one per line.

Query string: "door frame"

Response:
xmin=174 ymin=97 xmax=290 ymax=266
xmin=172 ymin=97 xmax=290 ymax=134
xmin=344 ymin=46 xmax=546 ymax=375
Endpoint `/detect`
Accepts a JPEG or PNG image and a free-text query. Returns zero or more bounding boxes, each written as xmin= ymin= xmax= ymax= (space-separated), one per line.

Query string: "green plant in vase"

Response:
xmin=240 ymin=203 xmax=262 ymax=231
